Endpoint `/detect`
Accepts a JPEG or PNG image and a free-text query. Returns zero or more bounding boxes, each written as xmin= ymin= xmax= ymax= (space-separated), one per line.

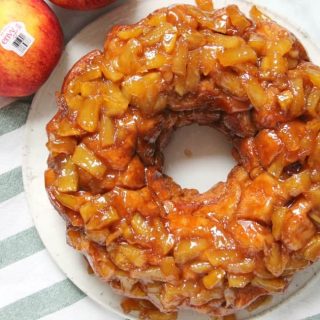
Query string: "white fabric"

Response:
xmin=0 ymin=193 xmax=33 ymax=241
xmin=39 ymin=297 xmax=122 ymax=320
xmin=0 ymin=251 xmax=66 ymax=308
xmin=0 ymin=126 xmax=25 ymax=175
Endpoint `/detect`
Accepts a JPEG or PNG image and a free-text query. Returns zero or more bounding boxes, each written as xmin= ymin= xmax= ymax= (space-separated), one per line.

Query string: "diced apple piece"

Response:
xmin=145 ymin=310 xmax=177 ymax=320
xmin=54 ymin=191 xmax=86 ymax=211
xmin=80 ymin=81 xmax=111 ymax=97
xmin=111 ymin=244 xmax=147 ymax=271
xmin=189 ymin=261 xmax=213 ymax=274
xmin=185 ymin=31 xmax=206 ymax=50
xmin=122 ymin=73 xmax=161 ymax=113
xmin=65 ymin=94 xmax=84 ymax=111
xmin=56 ymin=158 xmax=79 ymax=192
xmin=145 ymin=53 xmax=168 ymax=69
xmin=77 ymin=96 xmax=101 ymax=132
xmin=244 ymin=77 xmax=267 ymax=110
xmin=67 ymin=228 xmax=89 ymax=251
xmin=303 ymin=235 xmax=320 ymax=262
xmin=226 ymin=5 xmax=251 ymax=33
xmin=174 ymin=238 xmax=209 ymax=264
xmin=160 ymin=257 xmax=180 ymax=280
xmin=80 ymin=82 xmax=98 ymax=97
xmin=272 ymin=207 xmax=287 ymax=241
xmin=100 ymin=112 xmax=115 ymax=147
xmin=163 ymin=28 xmax=178 ymax=53
xmin=228 ymin=274 xmax=252 ymax=288
xmin=264 ymin=242 xmax=289 ymax=277
xmin=67 ymin=80 xmax=82 ymax=95
xmin=306 ymin=87 xmax=320 ymax=117
xmin=282 ymin=198 xmax=315 ymax=251
xmin=141 ymin=25 xmax=170 ymax=46
xmin=285 ymin=255 xmax=309 ymax=274
xmin=68 ymin=68 xmax=101 ymax=95
xmin=172 ymin=40 xmax=188 ymax=76
xmin=267 ymin=155 xmax=287 ymax=178
xmin=131 ymin=267 xmax=169 ymax=282
xmin=251 ymin=277 xmax=286 ymax=292
xmin=79 ymin=65 xmax=102 ymax=82
xmin=261 ymin=53 xmax=288 ymax=74
xmin=249 ymin=5 xmax=271 ymax=23
xmin=306 ymin=184 xmax=320 ymax=209
xmin=100 ymin=59 xmax=124 ymax=82
xmin=209 ymin=34 xmax=245 ymax=49
xmin=200 ymin=46 xmax=219 ymax=75
xmin=118 ymin=39 xmax=142 ymax=74
xmin=217 ymin=71 xmax=246 ymax=97
xmin=103 ymin=82 xmax=129 ymax=116
xmin=45 ymin=169 xmax=57 ymax=188
xmin=174 ymin=75 xmax=187 ymax=96
xmin=218 ymin=45 xmax=257 ymax=67
xmin=226 ymin=259 xmax=256 ymax=274
xmin=131 ymin=213 xmax=151 ymax=237
xmin=303 ymin=64 xmax=320 ymax=88
xmin=79 ymin=201 xmax=97 ymax=223
xmin=277 ymin=90 xmax=293 ymax=112
xmin=230 ymin=220 xmax=272 ymax=253
xmin=206 ymin=249 xmax=240 ymax=267
xmin=148 ymin=12 xmax=167 ymax=27
xmin=72 ymin=143 xmax=107 ymax=179
xmin=309 ymin=210 xmax=320 ymax=225
xmin=56 ymin=118 xmax=84 ymax=137
xmin=121 ymin=298 xmax=143 ymax=314
xmin=47 ymin=136 xmax=77 ymax=154
xmin=268 ymin=39 xmax=293 ymax=56
xmin=202 ymin=268 xmax=225 ymax=289
xmin=97 ymin=258 xmax=115 ymax=280
xmin=283 ymin=170 xmax=311 ymax=197
xmin=246 ymin=296 xmax=271 ymax=312
xmin=106 ymin=230 xmax=123 ymax=245
xmin=85 ymin=229 xmax=110 ymax=245
xmin=195 ymin=0 xmax=213 ymax=11
xmin=185 ymin=5 xmax=216 ymax=30
xmin=308 ymin=135 xmax=320 ymax=170
xmin=288 ymin=76 xmax=304 ymax=116
xmin=86 ymin=205 xmax=120 ymax=230
xmin=248 ymin=33 xmax=266 ymax=54
xmin=186 ymin=52 xmax=200 ymax=92
xmin=117 ymin=26 xmax=144 ymax=40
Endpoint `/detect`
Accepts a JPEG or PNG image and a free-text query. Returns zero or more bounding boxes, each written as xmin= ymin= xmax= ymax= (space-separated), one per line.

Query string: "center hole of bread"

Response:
xmin=163 ymin=124 xmax=236 ymax=193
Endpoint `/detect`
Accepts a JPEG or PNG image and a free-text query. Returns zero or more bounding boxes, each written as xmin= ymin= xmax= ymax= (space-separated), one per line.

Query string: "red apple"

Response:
xmin=0 ymin=0 xmax=63 ymax=97
xmin=49 ymin=0 xmax=115 ymax=10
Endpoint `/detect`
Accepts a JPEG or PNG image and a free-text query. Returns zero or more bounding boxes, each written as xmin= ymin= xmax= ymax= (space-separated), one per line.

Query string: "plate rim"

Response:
xmin=22 ymin=1 xmax=320 ymax=319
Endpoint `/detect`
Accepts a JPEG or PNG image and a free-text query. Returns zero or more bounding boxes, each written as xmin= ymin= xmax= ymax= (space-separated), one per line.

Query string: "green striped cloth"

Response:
xmin=0 ymin=100 xmax=123 ymax=320
xmin=1 ymin=100 xmax=320 ymax=320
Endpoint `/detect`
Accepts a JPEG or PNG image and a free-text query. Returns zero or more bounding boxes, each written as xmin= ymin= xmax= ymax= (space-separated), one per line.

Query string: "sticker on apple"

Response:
xmin=0 ymin=21 xmax=34 ymax=57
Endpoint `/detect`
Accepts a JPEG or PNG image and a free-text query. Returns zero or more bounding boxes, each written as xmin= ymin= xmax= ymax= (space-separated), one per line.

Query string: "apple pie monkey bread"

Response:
xmin=45 ymin=0 xmax=320 ymax=318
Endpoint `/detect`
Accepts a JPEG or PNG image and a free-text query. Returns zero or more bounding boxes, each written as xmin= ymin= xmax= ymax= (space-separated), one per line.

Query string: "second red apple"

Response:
xmin=50 ymin=0 xmax=115 ymax=10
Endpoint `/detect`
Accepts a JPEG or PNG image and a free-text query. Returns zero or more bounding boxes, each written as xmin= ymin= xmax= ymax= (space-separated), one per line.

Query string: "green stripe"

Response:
xmin=0 ymin=101 xmax=30 ymax=136
xmin=0 ymin=279 xmax=85 ymax=320
xmin=0 ymin=227 xmax=44 ymax=269
xmin=0 ymin=167 xmax=23 ymax=203
xmin=307 ymin=315 xmax=320 ymax=320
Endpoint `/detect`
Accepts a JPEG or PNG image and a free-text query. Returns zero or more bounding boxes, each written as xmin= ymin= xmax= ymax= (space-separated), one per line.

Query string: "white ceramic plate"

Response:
xmin=23 ymin=1 xmax=320 ymax=319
